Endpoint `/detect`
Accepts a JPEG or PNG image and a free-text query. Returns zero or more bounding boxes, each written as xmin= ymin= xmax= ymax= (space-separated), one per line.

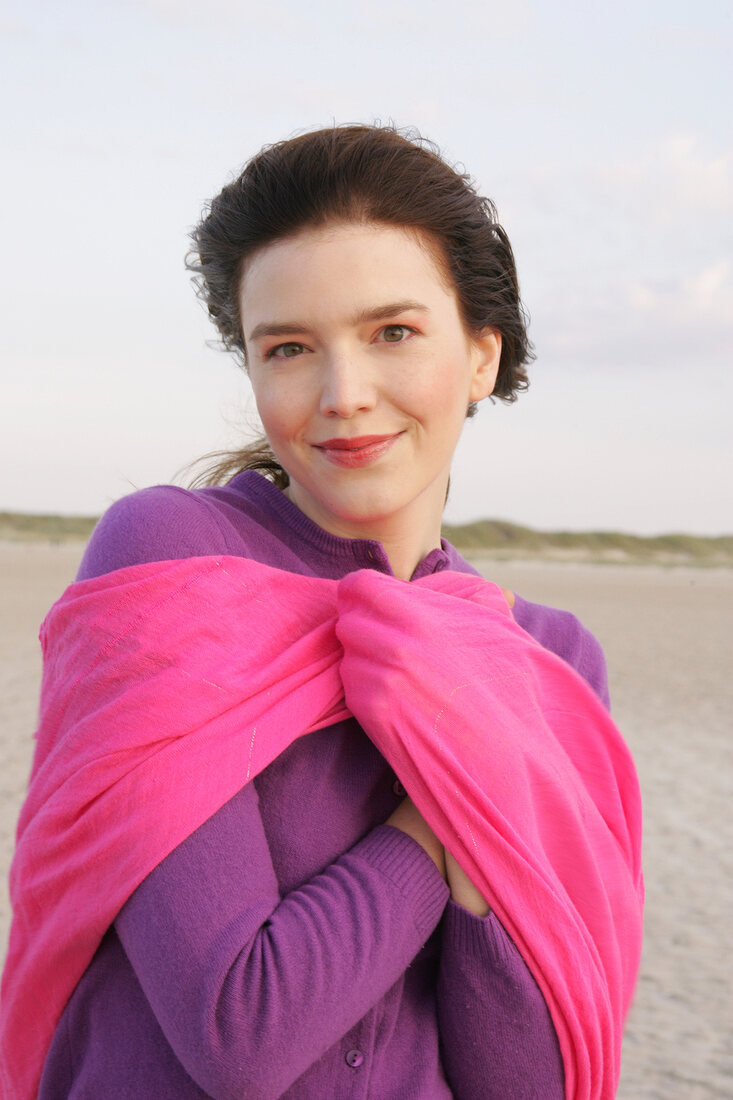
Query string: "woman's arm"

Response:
xmin=444 ymin=849 xmax=489 ymax=916
xmin=115 ymin=780 xmax=449 ymax=1099
xmin=387 ymin=800 xmax=489 ymax=914
xmin=335 ymin=569 xmax=640 ymax=1100
xmin=76 ymin=490 xmax=454 ymax=1097
xmin=384 ymin=793 xmax=446 ymax=877
xmin=385 ymin=796 xmax=563 ymax=1097
xmin=437 ymin=903 xmax=565 ymax=1099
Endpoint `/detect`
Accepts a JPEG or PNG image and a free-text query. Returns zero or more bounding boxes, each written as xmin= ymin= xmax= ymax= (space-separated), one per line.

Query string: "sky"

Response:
xmin=2 ymin=0 xmax=731 ymax=535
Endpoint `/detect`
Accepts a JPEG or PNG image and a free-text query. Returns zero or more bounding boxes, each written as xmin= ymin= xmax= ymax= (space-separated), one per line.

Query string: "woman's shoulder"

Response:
xmin=76 ymin=483 xmax=244 ymax=581
xmin=437 ymin=543 xmax=611 ymax=708
xmin=512 ymin=593 xmax=611 ymax=710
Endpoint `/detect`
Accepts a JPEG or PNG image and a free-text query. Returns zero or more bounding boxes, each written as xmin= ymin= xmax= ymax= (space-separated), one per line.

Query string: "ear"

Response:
xmin=469 ymin=328 xmax=502 ymax=402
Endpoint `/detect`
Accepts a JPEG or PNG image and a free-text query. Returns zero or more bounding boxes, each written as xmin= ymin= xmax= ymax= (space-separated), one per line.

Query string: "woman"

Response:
xmin=2 ymin=126 xmax=643 ymax=1099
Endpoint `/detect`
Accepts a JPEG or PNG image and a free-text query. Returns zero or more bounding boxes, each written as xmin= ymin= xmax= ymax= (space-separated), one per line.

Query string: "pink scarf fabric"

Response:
xmin=1 ymin=556 xmax=643 ymax=1100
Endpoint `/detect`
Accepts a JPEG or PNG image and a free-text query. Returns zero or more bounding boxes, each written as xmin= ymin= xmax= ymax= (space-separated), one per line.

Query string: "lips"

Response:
xmin=316 ymin=435 xmax=397 ymax=450
xmin=314 ymin=433 xmax=402 ymax=468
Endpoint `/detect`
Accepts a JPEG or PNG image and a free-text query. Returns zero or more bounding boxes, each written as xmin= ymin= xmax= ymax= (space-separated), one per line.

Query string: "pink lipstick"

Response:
xmin=314 ymin=433 xmax=401 ymax=468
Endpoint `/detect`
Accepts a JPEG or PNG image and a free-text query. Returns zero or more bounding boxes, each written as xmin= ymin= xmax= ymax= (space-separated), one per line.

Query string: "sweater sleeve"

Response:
xmin=115 ymin=788 xmax=448 ymax=1099
xmin=435 ymin=595 xmax=611 ymax=1099
xmin=76 ymin=485 xmax=246 ymax=579
xmin=79 ymin=488 xmax=451 ymax=1098
xmin=512 ymin=594 xmax=611 ymax=710
xmin=336 ymin=571 xmax=625 ymax=1100
xmin=437 ymin=904 xmax=565 ymax=1098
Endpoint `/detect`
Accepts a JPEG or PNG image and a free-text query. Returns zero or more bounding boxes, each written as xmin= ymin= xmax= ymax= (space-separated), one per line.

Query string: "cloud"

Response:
xmin=0 ymin=17 xmax=34 ymax=40
xmin=499 ymin=132 xmax=733 ymax=370
xmin=620 ymin=259 xmax=733 ymax=362
xmin=533 ymin=257 xmax=733 ymax=368
xmin=132 ymin=0 xmax=306 ymax=31
xmin=133 ymin=0 xmax=533 ymax=39
xmin=599 ymin=134 xmax=733 ymax=219
xmin=629 ymin=259 xmax=731 ymax=318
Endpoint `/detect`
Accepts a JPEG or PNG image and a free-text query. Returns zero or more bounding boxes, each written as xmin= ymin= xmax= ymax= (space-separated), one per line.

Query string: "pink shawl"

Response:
xmin=0 ymin=556 xmax=643 ymax=1099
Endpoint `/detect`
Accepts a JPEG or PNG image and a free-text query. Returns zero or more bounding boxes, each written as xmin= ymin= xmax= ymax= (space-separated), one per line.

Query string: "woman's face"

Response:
xmin=240 ymin=222 xmax=501 ymax=544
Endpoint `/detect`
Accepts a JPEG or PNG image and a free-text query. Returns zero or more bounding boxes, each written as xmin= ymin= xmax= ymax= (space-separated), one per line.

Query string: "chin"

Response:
xmin=330 ymin=497 xmax=402 ymax=527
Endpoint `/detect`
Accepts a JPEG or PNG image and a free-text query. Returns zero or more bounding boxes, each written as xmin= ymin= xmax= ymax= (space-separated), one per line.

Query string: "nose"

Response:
xmin=319 ymin=352 xmax=377 ymax=418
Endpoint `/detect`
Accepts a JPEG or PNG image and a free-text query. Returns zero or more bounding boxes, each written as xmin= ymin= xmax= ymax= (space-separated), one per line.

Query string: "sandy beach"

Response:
xmin=1 ymin=542 xmax=731 ymax=1098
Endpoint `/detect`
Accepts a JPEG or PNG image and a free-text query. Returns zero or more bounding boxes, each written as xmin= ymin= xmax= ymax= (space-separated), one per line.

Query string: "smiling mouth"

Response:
xmin=313 ymin=434 xmax=402 ymax=468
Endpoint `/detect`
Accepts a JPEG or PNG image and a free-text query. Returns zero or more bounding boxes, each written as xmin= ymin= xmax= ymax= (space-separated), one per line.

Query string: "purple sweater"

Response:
xmin=40 ymin=472 xmax=609 ymax=1099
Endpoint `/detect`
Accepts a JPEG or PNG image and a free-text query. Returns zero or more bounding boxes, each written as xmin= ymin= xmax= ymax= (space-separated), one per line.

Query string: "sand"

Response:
xmin=1 ymin=543 xmax=731 ymax=1098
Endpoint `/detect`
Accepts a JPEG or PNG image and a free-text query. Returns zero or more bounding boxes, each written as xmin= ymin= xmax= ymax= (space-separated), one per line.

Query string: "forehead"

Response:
xmin=239 ymin=222 xmax=456 ymax=316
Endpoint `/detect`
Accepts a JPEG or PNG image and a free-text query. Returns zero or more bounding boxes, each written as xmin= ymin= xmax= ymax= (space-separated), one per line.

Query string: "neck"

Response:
xmin=373 ymin=523 xmax=442 ymax=581
xmin=283 ymin=483 xmax=445 ymax=581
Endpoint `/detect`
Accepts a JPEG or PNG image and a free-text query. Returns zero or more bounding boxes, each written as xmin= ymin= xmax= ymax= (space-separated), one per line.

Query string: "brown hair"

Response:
xmin=186 ymin=124 xmax=533 ymax=487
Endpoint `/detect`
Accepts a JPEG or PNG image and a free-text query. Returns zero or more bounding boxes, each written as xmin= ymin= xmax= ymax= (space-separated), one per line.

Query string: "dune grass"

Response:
xmin=1 ymin=510 xmax=731 ymax=565
xmin=0 ymin=512 xmax=98 ymax=543
xmin=441 ymin=519 xmax=733 ymax=566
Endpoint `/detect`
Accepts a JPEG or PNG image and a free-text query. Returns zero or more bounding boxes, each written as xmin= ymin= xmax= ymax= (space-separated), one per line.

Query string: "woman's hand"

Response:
xmin=444 ymin=850 xmax=491 ymax=917
xmin=385 ymin=796 xmax=447 ymax=880
xmin=385 ymin=799 xmax=490 ymax=915
xmin=500 ymin=586 xmax=515 ymax=609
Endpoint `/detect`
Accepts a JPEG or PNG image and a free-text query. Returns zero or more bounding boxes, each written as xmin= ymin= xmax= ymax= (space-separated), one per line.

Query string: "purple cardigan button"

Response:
xmin=345 ymin=1049 xmax=364 ymax=1068
xmin=392 ymin=778 xmax=407 ymax=798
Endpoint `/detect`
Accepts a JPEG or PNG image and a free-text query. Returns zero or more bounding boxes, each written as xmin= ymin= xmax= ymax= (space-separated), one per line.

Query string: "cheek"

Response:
xmin=421 ymin=357 xmax=474 ymax=418
xmin=257 ymin=402 xmax=293 ymax=443
xmin=250 ymin=376 xmax=297 ymax=438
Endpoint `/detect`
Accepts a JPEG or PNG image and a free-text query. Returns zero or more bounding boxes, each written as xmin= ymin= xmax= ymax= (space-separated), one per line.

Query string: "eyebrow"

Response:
xmin=247 ymin=299 xmax=430 ymax=343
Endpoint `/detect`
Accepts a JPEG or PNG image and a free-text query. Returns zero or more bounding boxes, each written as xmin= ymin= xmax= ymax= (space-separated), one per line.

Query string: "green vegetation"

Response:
xmin=442 ymin=519 xmax=733 ymax=567
xmin=1 ymin=511 xmax=730 ymax=565
xmin=0 ymin=512 xmax=98 ymax=543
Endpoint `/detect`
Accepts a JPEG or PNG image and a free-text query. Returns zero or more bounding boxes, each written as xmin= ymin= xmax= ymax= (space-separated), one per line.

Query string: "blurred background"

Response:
xmin=2 ymin=0 xmax=731 ymax=535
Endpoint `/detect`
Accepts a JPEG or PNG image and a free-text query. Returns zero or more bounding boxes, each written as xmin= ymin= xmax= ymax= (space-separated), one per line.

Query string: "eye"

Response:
xmin=266 ymin=342 xmax=306 ymax=360
xmin=377 ymin=324 xmax=414 ymax=344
